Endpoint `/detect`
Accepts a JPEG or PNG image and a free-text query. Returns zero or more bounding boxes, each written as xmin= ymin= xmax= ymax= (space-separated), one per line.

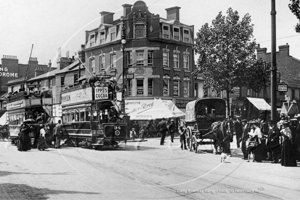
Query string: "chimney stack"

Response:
xmin=100 ymin=11 xmax=114 ymax=24
xmin=279 ymin=43 xmax=289 ymax=56
xmin=166 ymin=6 xmax=181 ymax=21
xmin=122 ymin=4 xmax=132 ymax=17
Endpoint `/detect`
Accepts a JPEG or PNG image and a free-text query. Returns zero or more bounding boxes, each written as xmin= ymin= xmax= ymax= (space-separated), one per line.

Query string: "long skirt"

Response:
xmin=281 ymin=139 xmax=297 ymax=167
xmin=37 ymin=136 xmax=48 ymax=150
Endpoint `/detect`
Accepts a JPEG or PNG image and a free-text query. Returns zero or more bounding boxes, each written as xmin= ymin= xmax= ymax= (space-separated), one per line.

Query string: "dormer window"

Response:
xmin=100 ymin=31 xmax=105 ymax=44
xmin=173 ymin=27 xmax=180 ymax=41
xmin=90 ymin=34 xmax=95 ymax=46
xmin=183 ymin=29 xmax=190 ymax=43
xmin=162 ymin=25 xmax=170 ymax=39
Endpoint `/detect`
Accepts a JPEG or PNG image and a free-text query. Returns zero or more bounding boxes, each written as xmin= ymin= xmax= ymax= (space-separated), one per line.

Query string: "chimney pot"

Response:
xmin=122 ymin=4 xmax=132 ymax=17
xmin=100 ymin=11 xmax=114 ymax=24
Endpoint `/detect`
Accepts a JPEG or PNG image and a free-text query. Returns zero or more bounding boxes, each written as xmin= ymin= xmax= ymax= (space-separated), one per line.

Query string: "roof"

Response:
xmin=27 ymin=69 xmax=59 ymax=82
xmin=56 ymin=60 xmax=80 ymax=75
xmin=7 ymin=77 xmax=27 ymax=85
xmin=28 ymin=60 xmax=80 ymax=81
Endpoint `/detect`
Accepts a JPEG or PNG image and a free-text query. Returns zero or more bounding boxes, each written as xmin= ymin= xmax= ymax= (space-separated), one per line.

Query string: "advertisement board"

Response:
xmin=61 ymin=87 xmax=92 ymax=106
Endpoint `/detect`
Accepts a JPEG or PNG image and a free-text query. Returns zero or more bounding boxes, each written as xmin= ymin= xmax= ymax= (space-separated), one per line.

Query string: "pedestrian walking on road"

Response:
xmin=157 ymin=118 xmax=168 ymax=145
xmin=37 ymin=124 xmax=48 ymax=151
xmin=54 ymin=120 xmax=62 ymax=148
xmin=179 ymin=126 xmax=187 ymax=150
xmin=168 ymin=119 xmax=175 ymax=143
xmin=130 ymin=128 xmax=137 ymax=141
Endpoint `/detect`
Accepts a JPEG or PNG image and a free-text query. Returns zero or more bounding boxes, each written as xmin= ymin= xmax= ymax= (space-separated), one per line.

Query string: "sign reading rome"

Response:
xmin=0 ymin=67 xmax=18 ymax=77
xmin=95 ymin=87 xmax=108 ymax=100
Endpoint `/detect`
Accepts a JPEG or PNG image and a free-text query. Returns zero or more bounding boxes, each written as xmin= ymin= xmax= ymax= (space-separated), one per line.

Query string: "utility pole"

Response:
xmin=271 ymin=0 xmax=277 ymax=121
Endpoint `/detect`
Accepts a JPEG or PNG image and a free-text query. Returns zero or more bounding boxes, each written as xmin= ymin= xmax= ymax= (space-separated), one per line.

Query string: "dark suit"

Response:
xmin=267 ymin=125 xmax=280 ymax=162
xmin=234 ymin=120 xmax=243 ymax=148
xmin=157 ymin=120 xmax=167 ymax=145
xmin=241 ymin=123 xmax=250 ymax=159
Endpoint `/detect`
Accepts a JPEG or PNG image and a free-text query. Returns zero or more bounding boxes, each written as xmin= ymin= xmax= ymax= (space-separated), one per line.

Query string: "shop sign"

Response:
xmin=175 ymin=99 xmax=190 ymax=109
xmin=95 ymin=87 xmax=108 ymax=100
xmin=126 ymin=73 xmax=134 ymax=79
xmin=7 ymin=100 xmax=26 ymax=110
xmin=277 ymin=84 xmax=288 ymax=92
xmin=61 ymin=87 xmax=92 ymax=105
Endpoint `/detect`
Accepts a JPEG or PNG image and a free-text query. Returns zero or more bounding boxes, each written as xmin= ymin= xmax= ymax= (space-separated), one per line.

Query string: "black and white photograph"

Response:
xmin=0 ymin=0 xmax=300 ymax=199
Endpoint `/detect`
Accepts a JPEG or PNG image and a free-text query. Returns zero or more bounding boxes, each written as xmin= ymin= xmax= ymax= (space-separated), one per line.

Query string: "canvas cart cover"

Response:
xmin=247 ymin=97 xmax=271 ymax=111
xmin=185 ymin=100 xmax=196 ymax=122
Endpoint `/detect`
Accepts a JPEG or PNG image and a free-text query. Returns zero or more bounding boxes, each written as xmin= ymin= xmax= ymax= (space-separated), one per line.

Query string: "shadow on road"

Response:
xmin=0 ymin=170 xmax=71 ymax=177
xmin=0 ymin=183 xmax=100 ymax=199
xmin=95 ymin=144 xmax=159 ymax=151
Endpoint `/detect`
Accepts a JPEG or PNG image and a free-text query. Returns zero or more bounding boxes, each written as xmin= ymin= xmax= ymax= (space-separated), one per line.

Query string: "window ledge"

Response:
xmin=184 ymin=70 xmax=191 ymax=73
xmin=163 ymin=67 xmax=171 ymax=70
xmin=173 ymin=68 xmax=181 ymax=72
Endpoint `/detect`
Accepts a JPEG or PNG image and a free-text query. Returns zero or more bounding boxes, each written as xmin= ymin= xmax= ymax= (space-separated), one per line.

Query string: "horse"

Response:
xmin=199 ymin=119 xmax=234 ymax=154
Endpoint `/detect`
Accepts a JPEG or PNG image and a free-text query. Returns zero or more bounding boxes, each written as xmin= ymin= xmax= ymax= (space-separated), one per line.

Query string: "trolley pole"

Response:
xmin=271 ymin=0 xmax=277 ymax=121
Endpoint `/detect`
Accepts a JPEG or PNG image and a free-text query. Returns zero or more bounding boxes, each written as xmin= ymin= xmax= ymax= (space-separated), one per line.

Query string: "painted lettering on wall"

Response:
xmin=0 ymin=67 xmax=18 ymax=77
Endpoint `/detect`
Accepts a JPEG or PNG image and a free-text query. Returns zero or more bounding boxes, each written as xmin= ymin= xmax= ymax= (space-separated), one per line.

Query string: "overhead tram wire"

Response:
xmin=258 ymin=34 xmax=300 ymax=43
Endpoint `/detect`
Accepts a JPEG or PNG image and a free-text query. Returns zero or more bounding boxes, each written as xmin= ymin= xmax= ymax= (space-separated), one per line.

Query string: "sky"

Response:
xmin=1 ymin=0 xmax=300 ymax=67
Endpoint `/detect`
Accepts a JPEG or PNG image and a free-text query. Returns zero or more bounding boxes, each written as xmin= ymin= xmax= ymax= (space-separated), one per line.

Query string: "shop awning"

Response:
xmin=0 ymin=112 xmax=7 ymax=125
xmin=247 ymin=97 xmax=271 ymax=111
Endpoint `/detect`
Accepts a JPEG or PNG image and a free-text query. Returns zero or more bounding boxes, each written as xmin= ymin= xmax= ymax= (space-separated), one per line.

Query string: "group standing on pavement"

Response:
xmin=237 ymin=115 xmax=299 ymax=167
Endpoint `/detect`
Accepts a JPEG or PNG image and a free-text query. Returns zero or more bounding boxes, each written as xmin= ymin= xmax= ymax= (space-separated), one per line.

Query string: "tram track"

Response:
xmin=46 ymin=147 xmax=293 ymax=200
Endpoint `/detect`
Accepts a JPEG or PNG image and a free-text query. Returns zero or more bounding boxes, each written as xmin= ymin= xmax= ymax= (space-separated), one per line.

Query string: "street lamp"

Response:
xmin=121 ymin=25 xmax=126 ymax=115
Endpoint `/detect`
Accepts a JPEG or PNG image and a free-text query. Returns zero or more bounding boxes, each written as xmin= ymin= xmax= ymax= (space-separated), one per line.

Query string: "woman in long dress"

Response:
xmin=17 ymin=122 xmax=32 ymax=151
xmin=280 ymin=122 xmax=297 ymax=167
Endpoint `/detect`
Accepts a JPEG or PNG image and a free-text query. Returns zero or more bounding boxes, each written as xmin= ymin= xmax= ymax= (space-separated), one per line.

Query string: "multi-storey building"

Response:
xmin=229 ymin=43 xmax=300 ymax=119
xmin=84 ymin=1 xmax=198 ymax=113
xmin=0 ymin=55 xmax=51 ymax=119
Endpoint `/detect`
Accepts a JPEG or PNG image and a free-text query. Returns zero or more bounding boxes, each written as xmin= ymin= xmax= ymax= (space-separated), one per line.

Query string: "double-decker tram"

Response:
xmin=61 ymin=77 xmax=127 ymax=149
xmin=6 ymin=90 xmax=52 ymax=146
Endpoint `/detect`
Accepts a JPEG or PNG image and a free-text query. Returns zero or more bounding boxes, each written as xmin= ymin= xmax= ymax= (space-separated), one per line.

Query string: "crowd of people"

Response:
xmin=15 ymin=111 xmax=300 ymax=167
xmin=17 ymin=119 xmax=65 ymax=152
xmin=237 ymin=116 xmax=299 ymax=167
xmin=172 ymin=115 xmax=299 ymax=167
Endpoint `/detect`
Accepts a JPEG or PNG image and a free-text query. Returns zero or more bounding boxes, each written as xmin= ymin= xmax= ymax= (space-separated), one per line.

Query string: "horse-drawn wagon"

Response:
xmin=185 ymin=98 xmax=232 ymax=154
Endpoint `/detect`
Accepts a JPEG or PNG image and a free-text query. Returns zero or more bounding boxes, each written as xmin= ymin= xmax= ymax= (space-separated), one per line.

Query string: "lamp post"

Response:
xmin=121 ymin=25 xmax=126 ymax=115
xmin=271 ymin=0 xmax=277 ymax=121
